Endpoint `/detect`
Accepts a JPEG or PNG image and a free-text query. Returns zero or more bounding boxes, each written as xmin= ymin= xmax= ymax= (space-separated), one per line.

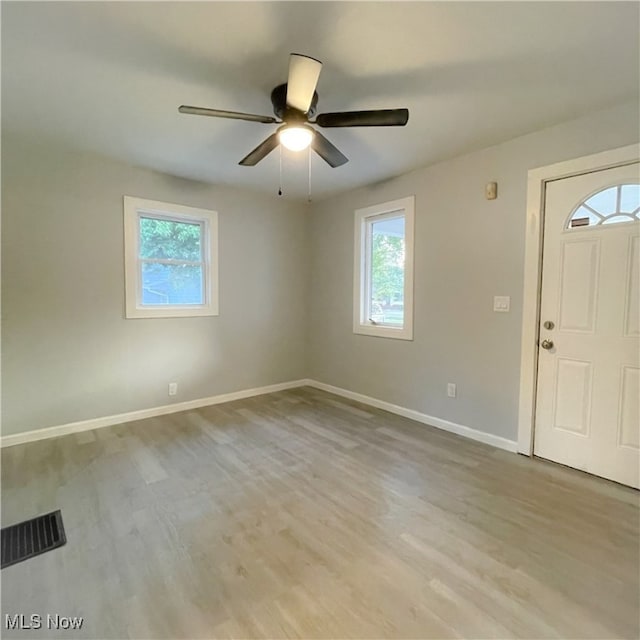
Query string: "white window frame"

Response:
xmin=353 ymin=195 xmax=415 ymax=340
xmin=123 ymin=196 xmax=219 ymax=319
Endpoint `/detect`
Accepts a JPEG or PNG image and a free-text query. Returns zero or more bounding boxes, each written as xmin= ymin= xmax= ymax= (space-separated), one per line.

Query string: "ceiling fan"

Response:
xmin=179 ymin=53 xmax=409 ymax=168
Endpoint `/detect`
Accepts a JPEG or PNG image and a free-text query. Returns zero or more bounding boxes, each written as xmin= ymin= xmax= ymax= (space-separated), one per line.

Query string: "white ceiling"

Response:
xmin=3 ymin=2 xmax=639 ymax=200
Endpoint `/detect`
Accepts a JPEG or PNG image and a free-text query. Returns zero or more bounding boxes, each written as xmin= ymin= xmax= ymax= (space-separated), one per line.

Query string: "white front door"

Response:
xmin=534 ymin=162 xmax=640 ymax=488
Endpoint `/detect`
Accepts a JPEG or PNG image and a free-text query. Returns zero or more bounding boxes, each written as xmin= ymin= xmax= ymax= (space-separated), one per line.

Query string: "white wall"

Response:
xmin=1 ymin=135 xmax=309 ymax=435
xmin=3 ymin=101 xmax=638 ymax=442
xmin=307 ymin=101 xmax=640 ymax=442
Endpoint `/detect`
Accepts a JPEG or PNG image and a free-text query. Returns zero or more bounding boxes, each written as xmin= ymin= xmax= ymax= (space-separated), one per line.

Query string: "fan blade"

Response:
xmin=239 ymin=133 xmax=279 ymax=166
xmin=311 ymin=130 xmax=348 ymax=168
xmin=316 ymin=109 xmax=409 ymax=128
xmin=286 ymin=53 xmax=322 ymax=113
xmin=179 ymin=105 xmax=277 ymax=124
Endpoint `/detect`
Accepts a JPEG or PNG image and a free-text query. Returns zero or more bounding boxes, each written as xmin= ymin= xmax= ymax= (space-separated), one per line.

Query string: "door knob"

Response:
xmin=541 ymin=339 xmax=554 ymax=350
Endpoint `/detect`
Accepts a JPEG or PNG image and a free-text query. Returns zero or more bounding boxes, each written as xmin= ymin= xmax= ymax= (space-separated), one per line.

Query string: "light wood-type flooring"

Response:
xmin=2 ymin=387 xmax=639 ymax=639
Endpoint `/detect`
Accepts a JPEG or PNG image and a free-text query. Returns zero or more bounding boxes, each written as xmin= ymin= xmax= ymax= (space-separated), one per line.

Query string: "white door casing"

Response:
xmin=533 ymin=163 xmax=639 ymax=488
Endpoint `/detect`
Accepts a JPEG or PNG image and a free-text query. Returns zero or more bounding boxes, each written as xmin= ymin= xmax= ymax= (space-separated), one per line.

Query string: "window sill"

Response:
xmin=125 ymin=305 xmax=219 ymax=319
xmin=353 ymin=323 xmax=413 ymax=340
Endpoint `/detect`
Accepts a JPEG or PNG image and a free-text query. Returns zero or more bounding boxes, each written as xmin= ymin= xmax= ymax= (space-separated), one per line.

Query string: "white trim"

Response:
xmin=123 ymin=196 xmax=219 ymax=319
xmin=306 ymin=380 xmax=518 ymax=452
xmin=353 ymin=196 xmax=415 ymax=340
xmin=0 ymin=380 xmax=309 ymax=448
xmin=1 ymin=377 xmax=518 ymax=454
xmin=518 ymin=144 xmax=640 ymax=455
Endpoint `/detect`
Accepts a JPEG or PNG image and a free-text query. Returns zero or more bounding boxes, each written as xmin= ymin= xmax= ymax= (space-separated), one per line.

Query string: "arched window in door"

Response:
xmin=567 ymin=184 xmax=640 ymax=228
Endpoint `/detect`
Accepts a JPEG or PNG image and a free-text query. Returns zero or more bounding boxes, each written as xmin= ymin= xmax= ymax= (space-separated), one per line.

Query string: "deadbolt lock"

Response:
xmin=543 ymin=320 xmax=555 ymax=330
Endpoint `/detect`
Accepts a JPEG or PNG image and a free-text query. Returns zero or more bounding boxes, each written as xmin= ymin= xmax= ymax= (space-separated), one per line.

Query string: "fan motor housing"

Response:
xmin=271 ymin=83 xmax=318 ymax=120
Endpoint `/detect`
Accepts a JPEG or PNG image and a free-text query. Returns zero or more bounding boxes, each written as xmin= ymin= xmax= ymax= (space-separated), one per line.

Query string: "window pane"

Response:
xmin=602 ymin=215 xmax=636 ymax=225
xmin=584 ymin=186 xmax=617 ymax=215
xmin=620 ymin=184 xmax=640 ymax=214
xmin=141 ymin=263 xmax=203 ymax=305
xmin=370 ymin=216 xmax=405 ymax=326
xmin=139 ymin=216 xmax=202 ymax=261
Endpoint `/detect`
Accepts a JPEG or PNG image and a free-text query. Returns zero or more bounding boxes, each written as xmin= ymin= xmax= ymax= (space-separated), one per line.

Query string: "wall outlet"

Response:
xmin=447 ymin=383 xmax=457 ymax=398
xmin=493 ymin=296 xmax=510 ymax=312
xmin=168 ymin=382 xmax=178 ymax=396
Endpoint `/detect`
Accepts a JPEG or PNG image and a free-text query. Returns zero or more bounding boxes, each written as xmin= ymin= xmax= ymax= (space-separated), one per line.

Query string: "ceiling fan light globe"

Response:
xmin=278 ymin=126 xmax=314 ymax=152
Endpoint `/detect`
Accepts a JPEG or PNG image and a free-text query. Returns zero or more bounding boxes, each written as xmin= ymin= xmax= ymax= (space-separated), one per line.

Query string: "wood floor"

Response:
xmin=2 ymin=387 xmax=638 ymax=639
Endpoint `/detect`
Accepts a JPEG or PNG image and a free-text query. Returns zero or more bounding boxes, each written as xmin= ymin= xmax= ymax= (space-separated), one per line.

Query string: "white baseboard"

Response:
xmin=1 ymin=377 xmax=518 ymax=454
xmin=305 ymin=379 xmax=519 ymax=453
xmin=0 ymin=379 xmax=309 ymax=448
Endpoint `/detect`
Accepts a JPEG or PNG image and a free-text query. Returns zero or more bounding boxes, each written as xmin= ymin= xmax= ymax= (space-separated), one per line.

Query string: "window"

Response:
xmin=124 ymin=197 xmax=218 ymax=318
xmin=567 ymin=183 xmax=640 ymax=229
xmin=354 ymin=196 xmax=414 ymax=339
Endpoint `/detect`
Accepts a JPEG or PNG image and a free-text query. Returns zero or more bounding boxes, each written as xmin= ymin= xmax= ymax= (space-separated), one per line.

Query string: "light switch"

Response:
xmin=493 ymin=296 xmax=510 ymax=312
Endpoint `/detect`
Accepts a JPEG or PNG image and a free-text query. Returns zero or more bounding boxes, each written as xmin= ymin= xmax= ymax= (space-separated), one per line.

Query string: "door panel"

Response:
xmin=624 ymin=236 xmax=640 ymax=337
xmin=553 ymin=358 xmax=592 ymax=436
xmin=558 ymin=239 xmax=599 ymax=332
xmin=618 ymin=366 xmax=639 ymax=450
xmin=534 ymin=161 xmax=640 ymax=488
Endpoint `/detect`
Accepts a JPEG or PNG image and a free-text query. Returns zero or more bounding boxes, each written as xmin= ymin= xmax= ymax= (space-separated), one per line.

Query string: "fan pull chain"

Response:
xmin=278 ymin=145 xmax=283 ymax=196
xmin=307 ymin=146 xmax=312 ymax=203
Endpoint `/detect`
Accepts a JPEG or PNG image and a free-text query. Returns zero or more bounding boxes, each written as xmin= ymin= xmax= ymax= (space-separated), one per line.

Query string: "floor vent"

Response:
xmin=1 ymin=510 xmax=66 ymax=569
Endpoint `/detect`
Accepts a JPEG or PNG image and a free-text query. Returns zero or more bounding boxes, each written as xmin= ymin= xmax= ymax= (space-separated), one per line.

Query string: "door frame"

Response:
xmin=517 ymin=143 xmax=640 ymax=455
